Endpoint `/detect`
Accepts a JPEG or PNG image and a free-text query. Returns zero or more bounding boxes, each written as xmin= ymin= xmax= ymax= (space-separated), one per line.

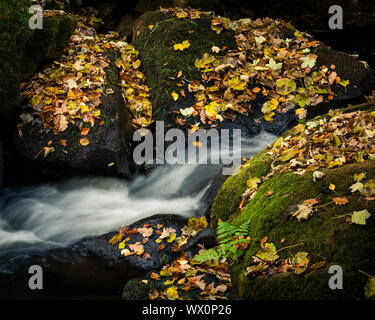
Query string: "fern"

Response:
xmin=192 ymin=220 xmax=251 ymax=265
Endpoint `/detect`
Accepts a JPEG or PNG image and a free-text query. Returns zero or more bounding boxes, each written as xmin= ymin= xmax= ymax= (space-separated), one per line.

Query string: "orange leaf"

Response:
xmin=151 ymin=272 xmax=160 ymax=280
xmin=81 ymin=127 xmax=90 ymax=136
xmin=333 ymin=197 xmax=349 ymax=205
xmin=158 ymin=244 xmax=166 ymax=252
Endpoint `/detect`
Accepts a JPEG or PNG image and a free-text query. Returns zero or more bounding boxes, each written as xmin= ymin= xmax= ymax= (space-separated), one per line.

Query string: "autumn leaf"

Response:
xmin=333 ymin=197 xmax=349 ymax=205
xmin=149 ymin=288 xmax=159 ymax=300
xmin=256 ymin=242 xmax=279 ymax=262
xmin=300 ymin=55 xmax=316 ymax=68
xmin=365 ymin=277 xmax=375 ymax=300
xmin=313 ymin=171 xmax=325 ymax=182
xmin=174 ymin=40 xmax=190 ymax=51
xmin=329 ymin=184 xmax=336 ymax=191
xmin=128 ymin=242 xmax=145 ymax=255
xmin=265 ymin=58 xmax=282 ymax=71
xmin=350 ymin=182 xmax=364 ymax=193
xmin=150 ymin=272 xmax=160 ymax=280
xmin=81 ymin=127 xmax=90 ymax=136
xmin=291 ymin=204 xmax=314 ymax=221
xmin=171 ymin=91 xmax=179 ymax=101
xmin=165 ymin=286 xmax=179 ymax=300
xmin=246 ymin=177 xmax=261 ymax=190
xmin=351 ymin=209 xmax=371 ymax=225
xmin=80 ymin=137 xmax=90 ymax=146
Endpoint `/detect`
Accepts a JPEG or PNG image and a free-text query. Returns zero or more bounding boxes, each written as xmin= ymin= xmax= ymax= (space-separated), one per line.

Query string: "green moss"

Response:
xmin=0 ymin=0 xmax=77 ymax=114
xmin=211 ymin=149 xmax=273 ymax=226
xmin=211 ymin=108 xmax=375 ymax=299
xmin=133 ymin=12 xmax=236 ymax=126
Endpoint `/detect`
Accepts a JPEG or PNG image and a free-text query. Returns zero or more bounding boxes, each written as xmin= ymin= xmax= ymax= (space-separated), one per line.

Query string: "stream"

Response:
xmin=0 ymin=132 xmax=277 ymax=271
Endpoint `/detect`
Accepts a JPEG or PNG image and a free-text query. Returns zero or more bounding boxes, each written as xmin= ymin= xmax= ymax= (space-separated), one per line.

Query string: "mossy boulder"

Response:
xmin=13 ymin=51 xmax=134 ymax=179
xmin=0 ymin=0 xmax=77 ymax=115
xmin=211 ymin=106 xmax=375 ymax=300
xmin=132 ymin=11 xmax=238 ymax=127
xmin=133 ymin=10 xmax=375 ymax=138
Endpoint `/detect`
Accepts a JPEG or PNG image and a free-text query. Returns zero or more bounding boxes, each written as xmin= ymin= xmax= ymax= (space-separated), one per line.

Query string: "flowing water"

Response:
xmin=0 ymin=132 xmax=276 ymax=268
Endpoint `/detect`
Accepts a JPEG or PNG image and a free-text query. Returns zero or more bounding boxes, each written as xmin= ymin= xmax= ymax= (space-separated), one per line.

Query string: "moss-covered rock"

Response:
xmin=133 ymin=10 xmax=375 ymax=138
xmin=0 ymin=0 xmax=77 ymax=115
xmin=211 ymin=105 xmax=375 ymax=300
xmin=133 ymin=11 xmax=237 ymax=127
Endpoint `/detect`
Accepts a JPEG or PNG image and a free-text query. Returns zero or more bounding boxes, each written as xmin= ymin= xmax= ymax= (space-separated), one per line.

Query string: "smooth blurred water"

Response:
xmin=0 ymin=132 xmax=276 ymax=258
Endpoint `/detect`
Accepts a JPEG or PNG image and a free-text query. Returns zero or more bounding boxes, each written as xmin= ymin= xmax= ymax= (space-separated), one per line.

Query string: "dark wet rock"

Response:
xmin=0 ymin=141 xmax=3 ymax=187
xmin=122 ymin=270 xmax=239 ymax=300
xmin=117 ymin=15 xmax=137 ymax=40
xmin=0 ymin=214 xmax=189 ymax=299
xmin=228 ymin=0 xmax=375 ymax=30
xmin=179 ymin=227 xmax=217 ymax=257
xmin=0 ymin=1 xmax=77 ymax=116
xmin=199 ymin=172 xmax=228 ymax=218
xmin=13 ymin=51 xmax=134 ymax=179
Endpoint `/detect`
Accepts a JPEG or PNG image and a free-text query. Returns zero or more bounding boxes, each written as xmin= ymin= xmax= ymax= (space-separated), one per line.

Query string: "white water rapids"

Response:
xmin=0 ymin=132 xmax=276 ymax=259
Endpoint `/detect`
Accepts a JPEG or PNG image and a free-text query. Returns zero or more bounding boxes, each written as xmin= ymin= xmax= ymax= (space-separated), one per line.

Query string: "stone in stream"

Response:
xmin=1 ymin=214 xmax=216 ymax=299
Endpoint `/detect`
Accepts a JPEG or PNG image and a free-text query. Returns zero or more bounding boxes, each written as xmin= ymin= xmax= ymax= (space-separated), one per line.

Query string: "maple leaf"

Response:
xmin=351 ymin=209 xmax=371 ymax=225
xmin=350 ymin=182 xmax=364 ymax=193
xmin=300 ymin=55 xmax=316 ymax=68
xmin=265 ymin=58 xmax=282 ymax=71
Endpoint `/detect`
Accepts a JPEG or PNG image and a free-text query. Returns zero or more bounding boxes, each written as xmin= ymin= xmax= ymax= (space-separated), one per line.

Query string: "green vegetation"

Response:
xmin=0 ymin=0 xmax=76 ymax=114
xmin=211 ymin=106 xmax=375 ymax=299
